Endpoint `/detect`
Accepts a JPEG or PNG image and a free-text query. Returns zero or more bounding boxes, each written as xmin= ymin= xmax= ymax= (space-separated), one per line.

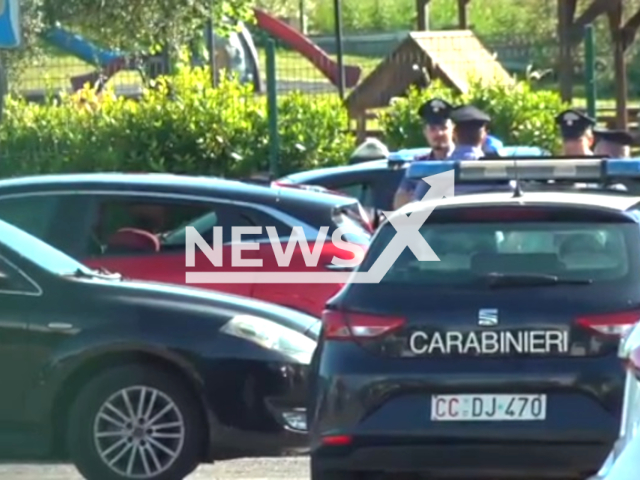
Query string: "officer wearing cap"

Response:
xmin=593 ymin=128 xmax=634 ymax=158
xmin=393 ymin=98 xmax=455 ymax=209
xmin=412 ymin=104 xmax=503 ymax=200
xmin=555 ymin=109 xmax=596 ymax=156
xmin=448 ymin=105 xmax=491 ymax=160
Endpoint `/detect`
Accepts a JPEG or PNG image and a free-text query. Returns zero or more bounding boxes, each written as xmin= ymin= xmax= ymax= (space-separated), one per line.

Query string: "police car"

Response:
xmin=275 ymin=146 xmax=550 ymax=216
xmin=308 ymin=158 xmax=640 ymax=480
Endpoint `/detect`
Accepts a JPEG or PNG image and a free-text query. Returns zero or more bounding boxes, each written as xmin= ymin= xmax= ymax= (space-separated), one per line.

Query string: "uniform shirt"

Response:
xmin=412 ymin=145 xmax=493 ymax=200
xmin=396 ymin=146 xmax=454 ymax=196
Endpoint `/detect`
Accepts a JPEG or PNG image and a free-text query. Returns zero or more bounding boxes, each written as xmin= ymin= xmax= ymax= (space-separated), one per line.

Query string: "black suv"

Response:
xmin=309 ymin=189 xmax=640 ymax=479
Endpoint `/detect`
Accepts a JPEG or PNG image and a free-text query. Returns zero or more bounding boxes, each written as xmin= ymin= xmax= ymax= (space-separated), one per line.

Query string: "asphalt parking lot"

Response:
xmin=0 ymin=457 xmax=309 ymax=479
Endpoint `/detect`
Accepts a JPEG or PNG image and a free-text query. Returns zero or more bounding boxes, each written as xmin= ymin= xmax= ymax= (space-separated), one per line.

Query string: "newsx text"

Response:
xmin=185 ymin=226 xmax=365 ymax=268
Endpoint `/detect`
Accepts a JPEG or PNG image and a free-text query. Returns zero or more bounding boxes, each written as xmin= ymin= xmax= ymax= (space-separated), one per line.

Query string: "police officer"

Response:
xmin=412 ymin=104 xmax=496 ymax=200
xmin=393 ymin=98 xmax=455 ymax=209
xmin=447 ymin=104 xmax=491 ymax=160
xmin=593 ymin=128 xmax=634 ymax=158
xmin=555 ymin=109 xmax=596 ymax=156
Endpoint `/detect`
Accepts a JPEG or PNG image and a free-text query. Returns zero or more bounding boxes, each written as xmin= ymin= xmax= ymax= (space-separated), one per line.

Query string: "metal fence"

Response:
xmin=11 ymin=33 xmax=577 ymax=103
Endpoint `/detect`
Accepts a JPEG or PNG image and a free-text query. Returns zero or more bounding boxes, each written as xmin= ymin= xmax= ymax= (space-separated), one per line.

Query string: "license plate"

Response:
xmin=431 ymin=394 xmax=546 ymax=421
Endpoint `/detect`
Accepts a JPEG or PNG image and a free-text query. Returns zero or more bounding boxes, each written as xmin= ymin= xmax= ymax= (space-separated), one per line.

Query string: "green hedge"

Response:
xmin=0 ymin=66 xmax=356 ymax=178
xmin=0 ymin=69 xmax=569 ymax=180
xmin=379 ymin=80 xmax=570 ymax=154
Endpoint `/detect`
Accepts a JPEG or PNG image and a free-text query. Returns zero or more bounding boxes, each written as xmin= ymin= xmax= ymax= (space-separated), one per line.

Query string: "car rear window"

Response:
xmin=366 ymin=222 xmax=636 ymax=286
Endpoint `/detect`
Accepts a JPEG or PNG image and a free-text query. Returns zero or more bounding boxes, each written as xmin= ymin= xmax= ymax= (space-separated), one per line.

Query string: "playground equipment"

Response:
xmin=253 ymin=9 xmax=360 ymax=88
xmin=0 ymin=0 xmax=20 ymax=122
xmin=41 ymin=24 xmax=261 ymax=92
xmin=42 ymin=9 xmax=363 ymax=93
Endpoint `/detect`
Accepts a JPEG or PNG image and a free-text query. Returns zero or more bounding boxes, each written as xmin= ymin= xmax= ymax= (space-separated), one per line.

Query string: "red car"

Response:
xmin=0 ymin=173 xmax=372 ymax=318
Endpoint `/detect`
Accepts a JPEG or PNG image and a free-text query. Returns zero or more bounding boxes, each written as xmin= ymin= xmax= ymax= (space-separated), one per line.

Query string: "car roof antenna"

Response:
xmin=512 ymin=157 xmax=524 ymax=198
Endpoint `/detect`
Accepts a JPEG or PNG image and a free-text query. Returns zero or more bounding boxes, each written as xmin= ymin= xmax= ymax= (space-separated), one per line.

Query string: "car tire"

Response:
xmin=67 ymin=365 xmax=206 ymax=480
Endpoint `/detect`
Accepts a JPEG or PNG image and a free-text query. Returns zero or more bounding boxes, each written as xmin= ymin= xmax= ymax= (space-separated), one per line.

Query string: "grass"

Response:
xmin=15 ymin=49 xmax=382 ymax=93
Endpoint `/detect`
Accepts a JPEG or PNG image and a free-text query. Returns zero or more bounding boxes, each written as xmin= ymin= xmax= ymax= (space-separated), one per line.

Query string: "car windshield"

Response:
xmin=0 ymin=219 xmax=93 ymax=276
xmin=363 ymin=221 xmax=636 ymax=286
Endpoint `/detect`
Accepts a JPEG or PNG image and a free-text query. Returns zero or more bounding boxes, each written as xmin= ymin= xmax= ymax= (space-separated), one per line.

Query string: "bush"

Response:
xmin=379 ymin=79 xmax=569 ymax=153
xmin=0 ymin=65 xmax=356 ymax=179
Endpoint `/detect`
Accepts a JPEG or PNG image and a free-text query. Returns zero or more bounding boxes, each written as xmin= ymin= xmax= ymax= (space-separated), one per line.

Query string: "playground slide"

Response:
xmin=42 ymin=27 xmax=129 ymax=90
xmin=253 ymin=8 xmax=361 ymax=89
xmin=42 ymin=27 xmax=123 ymax=67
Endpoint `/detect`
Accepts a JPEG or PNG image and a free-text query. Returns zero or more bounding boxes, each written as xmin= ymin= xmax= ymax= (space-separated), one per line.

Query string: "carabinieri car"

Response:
xmin=0 ymin=173 xmax=372 ymax=318
xmin=0 ymin=217 xmax=318 ymax=480
xmin=276 ymin=146 xmax=550 ymax=215
xmin=308 ymin=157 xmax=640 ymax=480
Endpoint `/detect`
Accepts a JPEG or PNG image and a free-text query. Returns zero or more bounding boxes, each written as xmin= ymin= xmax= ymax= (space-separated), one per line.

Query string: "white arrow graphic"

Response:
xmin=351 ymin=169 xmax=454 ymax=283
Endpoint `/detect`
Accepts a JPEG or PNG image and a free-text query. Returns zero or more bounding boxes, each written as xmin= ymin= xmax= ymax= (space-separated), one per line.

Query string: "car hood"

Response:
xmin=70 ymin=276 xmax=321 ymax=338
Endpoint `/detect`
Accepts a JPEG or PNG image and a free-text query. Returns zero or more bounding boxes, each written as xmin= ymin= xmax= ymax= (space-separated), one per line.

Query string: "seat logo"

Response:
xmin=478 ymin=308 xmax=498 ymax=326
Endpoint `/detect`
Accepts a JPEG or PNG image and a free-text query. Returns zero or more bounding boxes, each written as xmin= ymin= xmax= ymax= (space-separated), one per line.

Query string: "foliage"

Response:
xmin=0 ymin=0 xmax=256 ymax=86
xmin=41 ymin=0 xmax=254 ymax=52
xmin=0 ymin=66 xmax=355 ymax=179
xmin=379 ymin=78 xmax=570 ymax=154
xmin=309 ymin=0 xmax=557 ymax=39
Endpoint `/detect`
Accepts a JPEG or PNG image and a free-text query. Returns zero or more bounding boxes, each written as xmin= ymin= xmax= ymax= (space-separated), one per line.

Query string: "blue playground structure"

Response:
xmin=40 ymin=23 xmax=261 ymax=93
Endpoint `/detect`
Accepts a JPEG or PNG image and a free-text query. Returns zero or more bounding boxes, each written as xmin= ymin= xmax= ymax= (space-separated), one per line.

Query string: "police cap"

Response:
xmin=450 ymin=105 xmax=491 ymax=127
xmin=593 ymin=128 xmax=634 ymax=146
xmin=555 ymin=109 xmax=596 ymax=140
xmin=417 ymin=98 xmax=454 ymax=125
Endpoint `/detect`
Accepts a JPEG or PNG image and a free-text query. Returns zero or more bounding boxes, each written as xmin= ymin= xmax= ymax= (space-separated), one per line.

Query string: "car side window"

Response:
xmin=0 ymin=195 xmax=60 ymax=240
xmin=331 ymin=183 xmax=375 ymax=208
xmin=240 ymin=208 xmax=295 ymax=240
xmin=86 ymin=197 xmax=254 ymax=256
xmin=0 ymin=257 xmax=39 ymax=295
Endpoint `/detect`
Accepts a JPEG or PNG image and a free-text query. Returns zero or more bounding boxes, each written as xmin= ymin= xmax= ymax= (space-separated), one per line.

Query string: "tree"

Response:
xmin=40 ymin=0 xmax=254 ymax=51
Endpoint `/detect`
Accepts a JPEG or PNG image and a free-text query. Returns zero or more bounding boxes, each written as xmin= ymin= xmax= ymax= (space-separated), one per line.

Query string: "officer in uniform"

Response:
xmin=447 ymin=104 xmax=491 ymax=160
xmin=393 ymin=98 xmax=455 ymax=209
xmin=412 ymin=104 xmax=501 ymax=200
xmin=555 ymin=109 xmax=596 ymax=156
xmin=593 ymin=128 xmax=634 ymax=158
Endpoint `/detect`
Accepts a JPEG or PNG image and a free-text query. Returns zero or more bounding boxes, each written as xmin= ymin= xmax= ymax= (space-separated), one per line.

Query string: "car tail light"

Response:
xmin=321 ymin=434 xmax=352 ymax=446
xmin=576 ymin=310 xmax=640 ymax=337
xmin=322 ymin=309 xmax=405 ymax=340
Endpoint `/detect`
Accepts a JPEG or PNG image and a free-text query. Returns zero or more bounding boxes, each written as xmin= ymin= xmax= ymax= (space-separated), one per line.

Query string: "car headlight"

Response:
xmin=220 ymin=315 xmax=316 ymax=364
